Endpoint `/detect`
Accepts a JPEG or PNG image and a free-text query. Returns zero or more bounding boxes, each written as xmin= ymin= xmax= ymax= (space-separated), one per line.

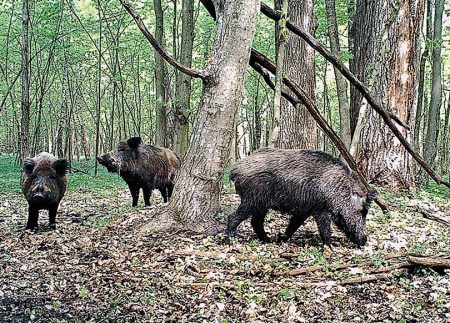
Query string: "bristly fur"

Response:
xmin=21 ymin=152 xmax=68 ymax=230
xmin=227 ymin=148 xmax=375 ymax=247
xmin=97 ymin=137 xmax=181 ymax=207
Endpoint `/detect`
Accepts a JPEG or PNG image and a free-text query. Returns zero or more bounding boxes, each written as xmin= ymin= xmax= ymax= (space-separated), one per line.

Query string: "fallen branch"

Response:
xmin=272 ymin=263 xmax=350 ymax=277
xmin=408 ymin=255 xmax=450 ymax=269
xmin=419 ymin=210 xmax=450 ymax=227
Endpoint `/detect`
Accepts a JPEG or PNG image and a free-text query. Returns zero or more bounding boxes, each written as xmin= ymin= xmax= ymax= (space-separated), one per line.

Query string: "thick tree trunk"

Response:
xmin=173 ymin=0 xmax=194 ymax=158
xmin=350 ymin=0 xmax=424 ymax=189
xmin=20 ymin=0 xmax=30 ymax=160
xmin=325 ymin=0 xmax=351 ymax=150
xmin=276 ymin=0 xmax=317 ymax=149
xmin=154 ymin=0 xmax=167 ymax=147
xmin=168 ymin=0 xmax=260 ymax=232
xmin=423 ymin=0 xmax=444 ymax=182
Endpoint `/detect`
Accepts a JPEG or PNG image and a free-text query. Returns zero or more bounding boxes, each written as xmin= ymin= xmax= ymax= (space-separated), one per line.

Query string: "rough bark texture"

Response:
xmin=350 ymin=0 xmax=424 ymax=189
xmin=423 ymin=0 xmax=444 ymax=181
xmin=276 ymin=0 xmax=317 ymax=149
xmin=173 ymin=0 xmax=194 ymax=158
xmin=270 ymin=0 xmax=288 ymax=147
xmin=325 ymin=0 xmax=351 ymax=150
xmin=20 ymin=0 xmax=30 ymax=160
xmin=414 ymin=0 xmax=433 ymax=153
xmin=154 ymin=0 xmax=167 ymax=147
xmin=168 ymin=0 xmax=260 ymax=232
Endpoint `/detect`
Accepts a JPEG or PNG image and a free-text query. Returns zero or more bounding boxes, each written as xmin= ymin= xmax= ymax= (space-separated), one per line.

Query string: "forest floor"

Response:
xmin=1 ymin=156 xmax=450 ymax=322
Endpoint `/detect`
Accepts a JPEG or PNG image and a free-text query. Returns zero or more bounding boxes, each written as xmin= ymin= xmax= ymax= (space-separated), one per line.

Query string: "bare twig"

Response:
xmin=119 ymin=0 xmax=207 ymax=79
xmin=418 ymin=210 xmax=450 ymax=227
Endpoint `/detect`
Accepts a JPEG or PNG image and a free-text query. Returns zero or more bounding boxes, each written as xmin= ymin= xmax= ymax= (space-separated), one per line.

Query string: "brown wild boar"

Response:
xmin=226 ymin=148 xmax=376 ymax=247
xmin=21 ymin=152 xmax=68 ymax=231
xmin=97 ymin=137 xmax=181 ymax=207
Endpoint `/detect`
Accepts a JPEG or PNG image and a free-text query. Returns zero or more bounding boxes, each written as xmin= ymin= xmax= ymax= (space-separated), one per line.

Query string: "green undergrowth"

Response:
xmin=0 ymin=154 xmax=125 ymax=194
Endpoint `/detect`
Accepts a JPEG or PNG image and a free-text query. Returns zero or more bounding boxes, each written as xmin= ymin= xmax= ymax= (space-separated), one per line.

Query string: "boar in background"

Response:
xmin=21 ymin=152 xmax=68 ymax=231
xmin=226 ymin=148 xmax=376 ymax=247
xmin=97 ymin=137 xmax=181 ymax=207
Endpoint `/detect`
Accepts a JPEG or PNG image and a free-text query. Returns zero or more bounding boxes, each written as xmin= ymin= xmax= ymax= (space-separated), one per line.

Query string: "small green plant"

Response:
xmin=278 ymin=288 xmax=295 ymax=300
xmin=78 ymin=288 xmax=89 ymax=299
xmin=53 ymin=300 xmax=62 ymax=308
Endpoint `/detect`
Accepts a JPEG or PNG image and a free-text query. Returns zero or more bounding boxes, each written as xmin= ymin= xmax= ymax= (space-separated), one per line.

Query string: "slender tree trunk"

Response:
xmin=270 ymin=0 xmax=288 ymax=147
xmin=154 ymin=0 xmax=167 ymax=147
xmin=440 ymin=93 xmax=450 ymax=174
xmin=351 ymin=0 xmax=425 ymax=189
xmin=173 ymin=0 xmax=194 ymax=157
xmin=57 ymin=43 xmax=69 ymax=158
xmin=20 ymin=0 xmax=30 ymax=160
xmin=94 ymin=1 xmax=102 ymax=175
xmin=423 ymin=0 xmax=444 ymax=183
xmin=325 ymin=0 xmax=351 ymax=149
xmin=276 ymin=0 xmax=317 ymax=149
xmin=415 ymin=0 xmax=433 ymax=184
xmin=168 ymin=0 xmax=260 ymax=232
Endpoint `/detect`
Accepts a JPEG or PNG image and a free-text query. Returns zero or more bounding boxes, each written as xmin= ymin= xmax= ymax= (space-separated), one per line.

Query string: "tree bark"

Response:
xmin=350 ymin=0 xmax=425 ymax=189
xmin=325 ymin=0 xmax=351 ymax=150
xmin=423 ymin=0 xmax=445 ymax=183
xmin=20 ymin=0 xmax=30 ymax=160
xmin=154 ymin=0 xmax=168 ymax=147
xmin=168 ymin=0 xmax=260 ymax=232
xmin=173 ymin=0 xmax=195 ymax=157
xmin=277 ymin=0 xmax=317 ymax=149
xmin=414 ymin=0 xmax=433 ymax=154
xmin=270 ymin=0 xmax=288 ymax=147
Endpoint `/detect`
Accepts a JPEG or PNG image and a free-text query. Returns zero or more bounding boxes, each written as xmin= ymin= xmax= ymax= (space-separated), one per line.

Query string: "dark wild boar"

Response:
xmin=21 ymin=152 xmax=68 ymax=231
xmin=226 ymin=148 xmax=376 ymax=247
xmin=97 ymin=137 xmax=181 ymax=207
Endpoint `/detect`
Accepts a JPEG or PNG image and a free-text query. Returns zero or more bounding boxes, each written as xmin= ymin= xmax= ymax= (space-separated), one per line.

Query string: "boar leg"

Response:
xmin=314 ymin=212 xmax=332 ymax=246
xmin=277 ymin=212 xmax=310 ymax=243
xmin=159 ymin=187 xmax=168 ymax=203
xmin=128 ymin=184 xmax=140 ymax=207
xmin=226 ymin=204 xmax=252 ymax=238
xmin=167 ymin=183 xmax=174 ymax=201
xmin=143 ymin=187 xmax=152 ymax=206
xmin=250 ymin=211 xmax=270 ymax=243
xmin=26 ymin=206 xmax=39 ymax=230
xmin=48 ymin=205 xmax=58 ymax=229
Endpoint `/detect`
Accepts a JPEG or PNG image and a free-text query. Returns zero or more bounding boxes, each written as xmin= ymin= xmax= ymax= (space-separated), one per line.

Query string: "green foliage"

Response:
xmin=0 ymin=155 xmax=126 ymax=194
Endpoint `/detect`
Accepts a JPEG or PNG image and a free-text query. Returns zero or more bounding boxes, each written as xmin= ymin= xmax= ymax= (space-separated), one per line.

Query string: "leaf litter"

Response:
xmin=0 ymin=186 xmax=449 ymax=322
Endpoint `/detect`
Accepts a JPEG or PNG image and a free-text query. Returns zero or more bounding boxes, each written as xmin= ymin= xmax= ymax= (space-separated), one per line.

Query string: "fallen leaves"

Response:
xmin=0 ymin=187 xmax=449 ymax=321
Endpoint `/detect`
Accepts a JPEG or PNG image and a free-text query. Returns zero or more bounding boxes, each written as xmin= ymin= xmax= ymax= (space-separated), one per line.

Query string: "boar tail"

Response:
xmin=366 ymin=188 xmax=377 ymax=204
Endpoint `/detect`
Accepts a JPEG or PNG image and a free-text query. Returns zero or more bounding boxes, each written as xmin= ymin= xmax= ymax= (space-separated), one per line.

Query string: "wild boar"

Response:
xmin=97 ymin=137 xmax=181 ymax=207
xmin=226 ymin=148 xmax=376 ymax=247
xmin=21 ymin=152 xmax=68 ymax=231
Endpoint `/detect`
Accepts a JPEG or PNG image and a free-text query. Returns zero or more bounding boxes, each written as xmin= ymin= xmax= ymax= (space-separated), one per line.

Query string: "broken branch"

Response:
xmin=260 ymin=2 xmax=409 ymax=130
xmin=120 ymin=0 xmax=207 ymax=79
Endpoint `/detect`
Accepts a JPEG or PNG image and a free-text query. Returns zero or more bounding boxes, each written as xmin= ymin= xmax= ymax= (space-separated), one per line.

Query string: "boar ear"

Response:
xmin=127 ymin=137 xmax=142 ymax=149
xmin=22 ymin=158 xmax=36 ymax=175
xmin=52 ymin=159 xmax=68 ymax=176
